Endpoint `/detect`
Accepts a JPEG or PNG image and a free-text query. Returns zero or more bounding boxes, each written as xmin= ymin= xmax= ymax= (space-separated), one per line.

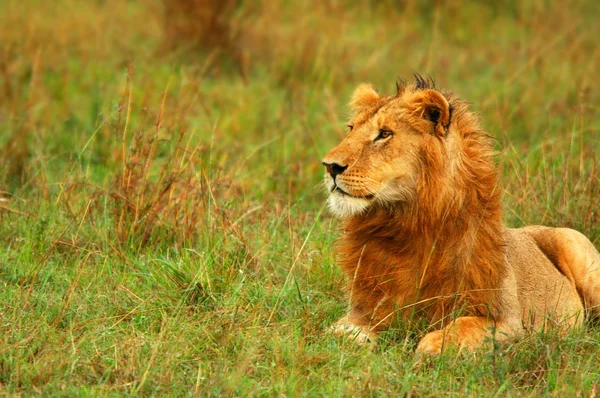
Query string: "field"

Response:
xmin=1 ymin=0 xmax=600 ymax=395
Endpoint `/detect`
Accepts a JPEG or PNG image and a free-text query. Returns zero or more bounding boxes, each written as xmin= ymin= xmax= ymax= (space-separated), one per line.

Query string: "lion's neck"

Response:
xmin=339 ymin=143 xmax=506 ymax=322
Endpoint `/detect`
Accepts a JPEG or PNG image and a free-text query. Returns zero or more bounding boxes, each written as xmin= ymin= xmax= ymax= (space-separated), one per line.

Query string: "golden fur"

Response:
xmin=322 ymin=76 xmax=600 ymax=353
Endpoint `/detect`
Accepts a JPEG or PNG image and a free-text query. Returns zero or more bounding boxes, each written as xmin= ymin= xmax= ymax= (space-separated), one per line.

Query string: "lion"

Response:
xmin=322 ymin=75 xmax=600 ymax=354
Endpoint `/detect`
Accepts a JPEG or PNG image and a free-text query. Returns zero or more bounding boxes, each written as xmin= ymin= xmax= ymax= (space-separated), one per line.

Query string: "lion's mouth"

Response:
xmin=332 ymin=185 xmax=375 ymax=200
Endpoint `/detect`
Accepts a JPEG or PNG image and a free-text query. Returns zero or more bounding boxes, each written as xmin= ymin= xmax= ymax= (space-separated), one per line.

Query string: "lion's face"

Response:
xmin=322 ymin=83 xmax=451 ymax=217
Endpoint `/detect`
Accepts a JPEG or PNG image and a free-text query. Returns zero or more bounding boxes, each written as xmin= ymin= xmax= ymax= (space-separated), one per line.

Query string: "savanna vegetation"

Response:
xmin=1 ymin=0 xmax=599 ymax=395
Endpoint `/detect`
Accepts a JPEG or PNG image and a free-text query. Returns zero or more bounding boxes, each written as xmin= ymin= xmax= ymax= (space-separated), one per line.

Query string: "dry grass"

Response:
xmin=96 ymin=64 xmax=207 ymax=249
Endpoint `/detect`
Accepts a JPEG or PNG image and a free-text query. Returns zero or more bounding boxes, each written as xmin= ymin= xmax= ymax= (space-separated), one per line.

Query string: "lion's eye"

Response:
xmin=375 ymin=129 xmax=393 ymax=141
xmin=347 ymin=124 xmax=354 ymax=132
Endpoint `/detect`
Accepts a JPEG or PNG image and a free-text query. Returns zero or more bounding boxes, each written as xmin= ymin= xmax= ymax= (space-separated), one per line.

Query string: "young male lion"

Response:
xmin=322 ymin=75 xmax=600 ymax=354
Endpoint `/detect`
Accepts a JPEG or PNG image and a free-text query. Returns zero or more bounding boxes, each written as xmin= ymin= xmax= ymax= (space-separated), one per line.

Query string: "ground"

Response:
xmin=1 ymin=0 xmax=599 ymax=395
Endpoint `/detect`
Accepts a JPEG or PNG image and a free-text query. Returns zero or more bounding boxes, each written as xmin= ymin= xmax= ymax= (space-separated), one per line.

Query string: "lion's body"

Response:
xmin=322 ymin=77 xmax=600 ymax=353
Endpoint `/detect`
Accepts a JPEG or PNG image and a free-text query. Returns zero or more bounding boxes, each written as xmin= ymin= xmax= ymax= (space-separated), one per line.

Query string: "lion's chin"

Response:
xmin=327 ymin=193 xmax=371 ymax=218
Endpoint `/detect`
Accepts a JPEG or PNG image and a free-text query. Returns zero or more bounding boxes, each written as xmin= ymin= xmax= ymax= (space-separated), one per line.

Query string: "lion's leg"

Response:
xmin=525 ymin=227 xmax=600 ymax=317
xmin=416 ymin=316 xmax=523 ymax=355
xmin=331 ymin=296 xmax=395 ymax=345
xmin=331 ymin=312 xmax=380 ymax=344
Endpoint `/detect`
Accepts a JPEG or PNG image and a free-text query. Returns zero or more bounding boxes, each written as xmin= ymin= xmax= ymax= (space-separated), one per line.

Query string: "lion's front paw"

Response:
xmin=330 ymin=321 xmax=378 ymax=345
xmin=415 ymin=330 xmax=445 ymax=355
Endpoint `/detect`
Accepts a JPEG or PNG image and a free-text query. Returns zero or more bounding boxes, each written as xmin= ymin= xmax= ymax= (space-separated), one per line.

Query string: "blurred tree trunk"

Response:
xmin=163 ymin=0 xmax=238 ymax=49
xmin=162 ymin=0 xmax=247 ymax=78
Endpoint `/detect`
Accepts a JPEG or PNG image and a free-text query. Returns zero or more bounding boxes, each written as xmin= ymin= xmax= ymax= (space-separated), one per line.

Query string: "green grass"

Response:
xmin=1 ymin=0 xmax=600 ymax=395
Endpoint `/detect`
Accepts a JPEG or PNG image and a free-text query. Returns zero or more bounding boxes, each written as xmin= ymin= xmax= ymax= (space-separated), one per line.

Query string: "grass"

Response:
xmin=1 ymin=0 xmax=600 ymax=395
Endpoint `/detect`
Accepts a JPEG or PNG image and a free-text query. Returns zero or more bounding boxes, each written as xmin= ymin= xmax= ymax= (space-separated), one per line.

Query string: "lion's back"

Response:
xmin=504 ymin=227 xmax=584 ymax=329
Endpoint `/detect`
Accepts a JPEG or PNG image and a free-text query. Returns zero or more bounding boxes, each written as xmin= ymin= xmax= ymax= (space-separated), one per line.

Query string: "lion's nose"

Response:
xmin=322 ymin=162 xmax=348 ymax=179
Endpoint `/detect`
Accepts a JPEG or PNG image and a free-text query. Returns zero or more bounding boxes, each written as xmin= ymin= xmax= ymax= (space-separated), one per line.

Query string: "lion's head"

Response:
xmin=322 ymin=76 xmax=462 ymax=218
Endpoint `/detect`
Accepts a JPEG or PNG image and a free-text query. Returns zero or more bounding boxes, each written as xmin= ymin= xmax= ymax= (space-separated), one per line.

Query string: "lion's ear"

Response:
xmin=408 ymin=90 xmax=450 ymax=136
xmin=349 ymin=84 xmax=380 ymax=113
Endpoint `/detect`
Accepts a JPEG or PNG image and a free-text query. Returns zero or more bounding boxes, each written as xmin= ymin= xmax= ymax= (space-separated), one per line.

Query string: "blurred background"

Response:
xmin=1 ymin=1 xmax=599 ymax=226
xmin=1 ymin=1 xmax=600 ymax=394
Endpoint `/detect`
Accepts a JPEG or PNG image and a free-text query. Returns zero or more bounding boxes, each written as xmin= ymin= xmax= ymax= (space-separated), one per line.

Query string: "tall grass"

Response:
xmin=0 ymin=0 xmax=599 ymax=395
